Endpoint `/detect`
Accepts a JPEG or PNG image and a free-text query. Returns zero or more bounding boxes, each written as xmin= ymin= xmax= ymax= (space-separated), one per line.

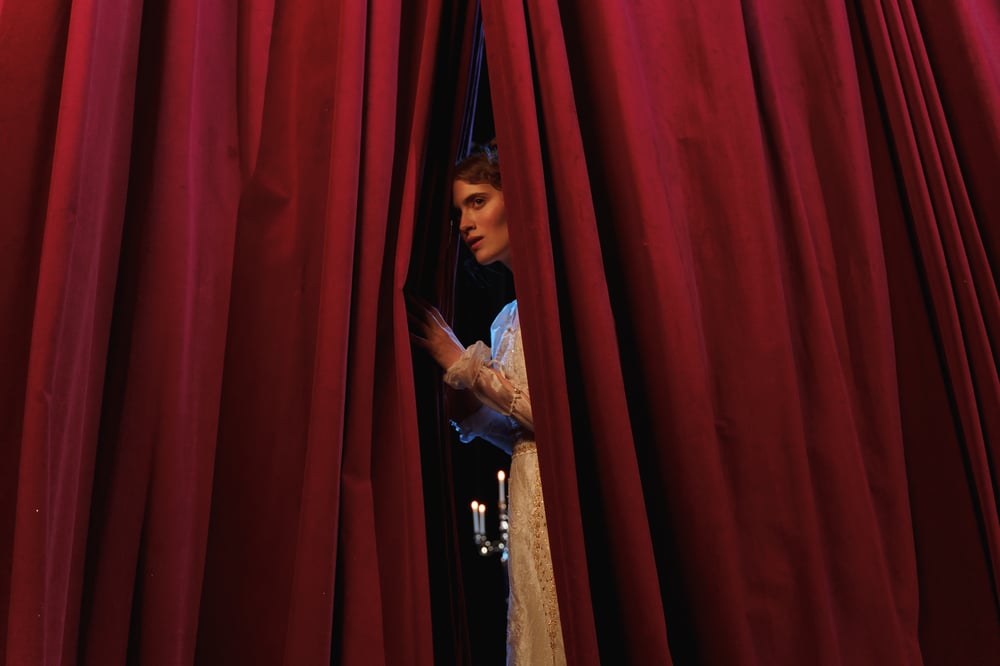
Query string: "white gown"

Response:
xmin=444 ymin=300 xmax=567 ymax=666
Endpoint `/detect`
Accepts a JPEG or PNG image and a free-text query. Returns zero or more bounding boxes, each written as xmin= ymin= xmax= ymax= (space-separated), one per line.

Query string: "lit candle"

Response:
xmin=497 ymin=470 xmax=506 ymax=506
xmin=478 ymin=503 xmax=486 ymax=535
xmin=471 ymin=501 xmax=480 ymax=535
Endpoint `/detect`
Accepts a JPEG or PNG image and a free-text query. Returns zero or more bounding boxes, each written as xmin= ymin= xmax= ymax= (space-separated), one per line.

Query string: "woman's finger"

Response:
xmin=404 ymin=290 xmax=435 ymax=314
xmin=409 ymin=301 xmax=435 ymax=325
xmin=407 ymin=310 xmax=430 ymax=334
xmin=427 ymin=306 xmax=448 ymax=328
xmin=403 ymin=293 xmax=427 ymax=317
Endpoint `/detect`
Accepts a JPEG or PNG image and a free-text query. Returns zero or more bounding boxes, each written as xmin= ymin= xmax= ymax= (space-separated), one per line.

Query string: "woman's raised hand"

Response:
xmin=406 ymin=293 xmax=466 ymax=371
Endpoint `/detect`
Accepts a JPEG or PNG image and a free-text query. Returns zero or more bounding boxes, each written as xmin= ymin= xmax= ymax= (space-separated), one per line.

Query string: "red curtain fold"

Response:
xmin=0 ymin=0 xmax=472 ymax=663
xmin=2 ymin=0 xmax=998 ymax=663
xmin=853 ymin=1 xmax=1000 ymax=660
xmin=2 ymin=0 xmax=146 ymax=662
xmin=482 ymin=0 xmax=998 ymax=663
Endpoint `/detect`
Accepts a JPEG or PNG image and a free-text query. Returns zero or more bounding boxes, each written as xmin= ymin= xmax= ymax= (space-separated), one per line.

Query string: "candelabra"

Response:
xmin=469 ymin=470 xmax=509 ymax=562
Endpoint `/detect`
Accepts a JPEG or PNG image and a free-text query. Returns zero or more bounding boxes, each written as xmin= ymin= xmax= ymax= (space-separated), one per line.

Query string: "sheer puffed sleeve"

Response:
xmin=444 ymin=340 xmax=534 ymax=433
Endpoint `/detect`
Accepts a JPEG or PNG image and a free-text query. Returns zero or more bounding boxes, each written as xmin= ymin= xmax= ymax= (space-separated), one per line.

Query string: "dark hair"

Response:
xmin=454 ymin=140 xmax=501 ymax=190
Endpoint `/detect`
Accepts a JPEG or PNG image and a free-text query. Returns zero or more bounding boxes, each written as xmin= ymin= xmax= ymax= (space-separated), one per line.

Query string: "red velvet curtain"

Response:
xmin=0 ymin=0 xmax=475 ymax=663
xmin=481 ymin=0 xmax=998 ymax=664
xmin=3 ymin=0 xmax=999 ymax=664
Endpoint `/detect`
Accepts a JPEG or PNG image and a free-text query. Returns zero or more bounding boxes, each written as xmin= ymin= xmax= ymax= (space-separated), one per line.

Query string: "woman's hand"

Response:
xmin=406 ymin=294 xmax=466 ymax=371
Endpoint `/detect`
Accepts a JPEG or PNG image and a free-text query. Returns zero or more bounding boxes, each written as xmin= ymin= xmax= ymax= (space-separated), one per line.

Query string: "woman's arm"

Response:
xmin=407 ymin=298 xmax=466 ymax=370
xmin=408 ymin=298 xmax=531 ymax=449
xmin=443 ymin=341 xmax=533 ymax=431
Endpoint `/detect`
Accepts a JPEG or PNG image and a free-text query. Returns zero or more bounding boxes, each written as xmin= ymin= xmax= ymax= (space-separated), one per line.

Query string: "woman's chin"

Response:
xmin=471 ymin=249 xmax=510 ymax=269
xmin=473 ymin=252 xmax=496 ymax=266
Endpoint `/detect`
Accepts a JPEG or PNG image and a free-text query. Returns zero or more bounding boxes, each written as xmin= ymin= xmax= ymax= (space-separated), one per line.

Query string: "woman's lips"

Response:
xmin=468 ymin=237 xmax=484 ymax=251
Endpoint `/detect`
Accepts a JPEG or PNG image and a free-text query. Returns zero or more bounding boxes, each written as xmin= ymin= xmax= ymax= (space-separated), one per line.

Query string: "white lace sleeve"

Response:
xmin=444 ymin=341 xmax=534 ymax=432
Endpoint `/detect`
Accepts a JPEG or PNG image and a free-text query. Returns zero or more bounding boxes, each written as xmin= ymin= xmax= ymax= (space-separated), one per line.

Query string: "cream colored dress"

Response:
xmin=444 ymin=300 xmax=566 ymax=666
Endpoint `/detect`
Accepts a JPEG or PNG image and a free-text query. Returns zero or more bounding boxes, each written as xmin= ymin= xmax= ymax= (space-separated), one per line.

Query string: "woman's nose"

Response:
xmin=458 ymin=212 xmax=474 ymax=232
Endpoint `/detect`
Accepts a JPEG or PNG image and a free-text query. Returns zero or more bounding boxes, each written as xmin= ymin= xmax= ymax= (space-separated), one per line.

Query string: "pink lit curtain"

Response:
xmin=480 ymin=0 xmax=999 ymax=664
xmin=0 ymin=0 xmax=474 ymax=663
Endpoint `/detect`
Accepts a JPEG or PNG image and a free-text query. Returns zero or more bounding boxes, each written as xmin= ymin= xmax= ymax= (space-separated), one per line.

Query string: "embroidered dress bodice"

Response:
xmin=443 ymin=300 xmax=566 ymax=666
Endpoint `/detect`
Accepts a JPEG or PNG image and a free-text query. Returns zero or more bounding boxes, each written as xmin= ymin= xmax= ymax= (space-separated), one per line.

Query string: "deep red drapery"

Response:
xmin=0 ymin=0 xmax=475 ymax=663
xmin=481 ymin=0 xmax=998 ymax=664
xmin=3 ymin=0 xmax=999 ymax=664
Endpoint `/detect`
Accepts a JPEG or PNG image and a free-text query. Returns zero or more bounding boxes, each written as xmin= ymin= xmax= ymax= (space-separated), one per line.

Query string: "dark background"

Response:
xmin=448 ymin=58 xmax=517 ymax=665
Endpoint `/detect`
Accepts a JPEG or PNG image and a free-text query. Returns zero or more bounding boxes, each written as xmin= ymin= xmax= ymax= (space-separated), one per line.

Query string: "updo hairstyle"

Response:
xmin=454 ymin=140 xmax=501 ymax=190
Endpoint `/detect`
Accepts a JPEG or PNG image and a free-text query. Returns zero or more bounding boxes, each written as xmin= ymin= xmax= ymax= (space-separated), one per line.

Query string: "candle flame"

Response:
xmin=471 ymin=501 xmax=479 ymax=510
xmin=497 ymin=470 xmax=506 ymax=482
xmin=478 ymin=504 xmax=486 ymax=514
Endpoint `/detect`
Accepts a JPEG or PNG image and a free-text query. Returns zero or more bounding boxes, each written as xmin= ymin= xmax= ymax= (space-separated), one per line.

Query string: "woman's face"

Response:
xmin=453 ymin=179 xmax=511 ymax=269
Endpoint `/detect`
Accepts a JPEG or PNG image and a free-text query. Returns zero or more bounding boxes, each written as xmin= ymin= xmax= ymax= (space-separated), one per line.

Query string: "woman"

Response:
xmin=409 ymin=143 xmax=566 ymax=665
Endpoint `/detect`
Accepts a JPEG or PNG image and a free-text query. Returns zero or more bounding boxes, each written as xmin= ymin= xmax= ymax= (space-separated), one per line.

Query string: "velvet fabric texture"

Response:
xmin=0 ymin=0 xmax=475 ymax=663
xmin=481 ymin=0 xmax=998 ymax=663
xmin=1 ymin=0 xmax=998 ymax=664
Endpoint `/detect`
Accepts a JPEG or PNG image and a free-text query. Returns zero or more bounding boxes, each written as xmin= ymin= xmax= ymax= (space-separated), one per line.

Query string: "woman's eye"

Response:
xmin=474 ymin=198 xmax=485 ymax=207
